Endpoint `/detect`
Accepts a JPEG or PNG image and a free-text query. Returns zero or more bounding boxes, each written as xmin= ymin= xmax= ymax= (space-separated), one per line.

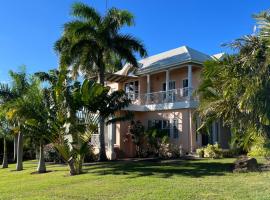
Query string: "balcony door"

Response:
xmin=162 ymin=81 xmax=176 ymax=101
xmin=125 ymin=81 xmax=139 ymax=100
xmin=182 ymin=79 xmax=188 ymax=97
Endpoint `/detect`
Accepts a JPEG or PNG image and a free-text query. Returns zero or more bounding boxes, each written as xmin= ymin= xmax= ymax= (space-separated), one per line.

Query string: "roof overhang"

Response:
xmin=105 ymin=73 xmax=138 ymax=83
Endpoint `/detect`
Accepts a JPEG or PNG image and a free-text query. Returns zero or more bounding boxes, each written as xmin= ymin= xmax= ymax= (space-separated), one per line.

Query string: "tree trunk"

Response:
xmin=98 ymin=116 xmax=108 ymax=161
xmin=37 ymin=140 xmax=46 ymax=173
xmin=97 ymin=64 xmax=108 ymax=161
xmin=2 ymin=137 xmax=8 ymax=168
xmin=16 ymin=132 xmax=23 ymax=171
xmin=13 ymin=134 xmax=18 ymax=162
xmin=67 ymin=157 xmax=76 ymax=176
xmin=35 ymin=145 xmax=40 ymax=160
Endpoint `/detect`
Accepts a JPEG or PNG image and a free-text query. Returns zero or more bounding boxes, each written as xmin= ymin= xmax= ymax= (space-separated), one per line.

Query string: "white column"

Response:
xmin=107 ymin=119 xmax=116 ymax=160
xmin=146 ymin=74 xmax=150 ymax=104
xmin=165 ymin=70 xmax=170 ymax=100
xmin=188 ymin=65 xmax=193 ymax=99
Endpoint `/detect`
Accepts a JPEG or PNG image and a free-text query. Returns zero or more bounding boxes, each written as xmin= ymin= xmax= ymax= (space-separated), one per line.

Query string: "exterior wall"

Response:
xmin=115 ymin=108 xmax=199 ymax=157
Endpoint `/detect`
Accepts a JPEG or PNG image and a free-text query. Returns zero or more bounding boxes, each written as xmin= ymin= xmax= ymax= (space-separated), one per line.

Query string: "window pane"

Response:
xmin=183 ymin=79 xmax=188 ymax=88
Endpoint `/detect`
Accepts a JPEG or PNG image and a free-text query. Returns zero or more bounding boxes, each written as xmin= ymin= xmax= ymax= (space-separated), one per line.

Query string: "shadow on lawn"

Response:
xmin=83 ymin=159 xmax=233 ymax=178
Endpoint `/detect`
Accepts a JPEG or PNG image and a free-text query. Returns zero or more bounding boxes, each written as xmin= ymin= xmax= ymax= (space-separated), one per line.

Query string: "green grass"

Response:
xmin=0 ymin=158 xmax=270 ymax=200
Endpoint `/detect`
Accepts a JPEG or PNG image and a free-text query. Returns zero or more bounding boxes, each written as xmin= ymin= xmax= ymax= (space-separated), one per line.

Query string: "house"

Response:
xmin=91 ymin=46 xmax=231 ymax=159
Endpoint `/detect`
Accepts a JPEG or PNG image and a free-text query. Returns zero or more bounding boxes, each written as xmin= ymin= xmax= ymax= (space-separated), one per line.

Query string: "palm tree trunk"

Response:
xmin=97 ymin=63 xmax=108 ymax=161
xmin=98 ymin=116 xmax=108 ymax=161
xmin=2 ymin=137 xmax=8 ymax=168
xmin=13 ymin=134 xmax=18 ymax=162
xmin=16 ymin=132 xmax=23 ymax=171
xmin=68 ymin=157 xmax=76 ymax=176
xmin=37 ymin=140 xmax=46 ymax=173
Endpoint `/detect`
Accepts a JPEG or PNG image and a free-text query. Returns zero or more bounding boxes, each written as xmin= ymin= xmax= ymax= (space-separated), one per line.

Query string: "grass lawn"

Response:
xmin=0 ymin=158 xmax=270 ymax=200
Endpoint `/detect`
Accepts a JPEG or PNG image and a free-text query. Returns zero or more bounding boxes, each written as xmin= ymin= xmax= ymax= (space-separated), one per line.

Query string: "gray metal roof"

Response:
xmin=136 ymin=46 xmax=212 ymax=74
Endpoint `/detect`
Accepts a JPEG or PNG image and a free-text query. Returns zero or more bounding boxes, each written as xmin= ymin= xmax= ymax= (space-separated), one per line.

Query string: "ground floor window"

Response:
xmin=148 ymin=119 xmax=180 ymax=138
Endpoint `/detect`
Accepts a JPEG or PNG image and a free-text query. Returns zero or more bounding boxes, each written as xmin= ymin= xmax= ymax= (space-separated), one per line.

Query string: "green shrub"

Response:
xmin=196 ymin=148 xmax=204 ymax=158
xmin=204 ymin=144 xmax=223 ymax=159
xmin=247 ymin=138 xmax=270 ymax=158
xmin=222 ymin=149 xmax=236 ymax=158
xmin=158 ymin=143 xmax=181 ymax=159
xmin=44 ymin=143 xmax=62 ymax=163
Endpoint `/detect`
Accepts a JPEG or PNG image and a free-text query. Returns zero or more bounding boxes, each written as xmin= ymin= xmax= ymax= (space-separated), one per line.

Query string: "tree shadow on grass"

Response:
xmin=83 ymin=159 xmax=234 ymax=178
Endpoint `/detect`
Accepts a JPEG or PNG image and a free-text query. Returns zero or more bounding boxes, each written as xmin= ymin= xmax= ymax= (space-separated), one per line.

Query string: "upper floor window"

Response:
xmin=125 ymin=81 xmax=139 ymax=100
xmin=162 ymin=81 xmax=176 ymax=91
xmin=182 ymin=79 xmax=188 ymax=96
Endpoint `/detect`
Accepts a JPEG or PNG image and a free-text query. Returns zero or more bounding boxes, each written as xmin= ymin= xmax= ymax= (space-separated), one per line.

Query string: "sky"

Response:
xmin=0 ymin=0 xmax=269 ymax=83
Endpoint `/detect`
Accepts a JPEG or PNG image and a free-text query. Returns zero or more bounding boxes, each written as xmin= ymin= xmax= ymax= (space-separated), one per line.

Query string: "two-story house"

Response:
xmin=91 ymin=46 xmax=231 ymax=159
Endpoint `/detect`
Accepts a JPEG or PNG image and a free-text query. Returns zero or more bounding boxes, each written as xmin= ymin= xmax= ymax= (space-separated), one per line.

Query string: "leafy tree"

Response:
xmin=55 ymin=2 xmax=147 ymax=161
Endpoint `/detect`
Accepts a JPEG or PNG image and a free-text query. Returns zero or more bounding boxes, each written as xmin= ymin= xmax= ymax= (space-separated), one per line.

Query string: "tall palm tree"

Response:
xmin=16 ymin=79 xmax=51 ymax=173
xmin=0 ymin=115 xmax=11 ymax=168
xmin=0 ymin=69 xmax=30 ymax=171
xmin=55 ymin=2 xmax=147 ymax=161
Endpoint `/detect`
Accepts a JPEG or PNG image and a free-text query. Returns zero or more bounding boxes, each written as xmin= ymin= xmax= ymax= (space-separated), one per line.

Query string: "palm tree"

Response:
xmin=0 ymin=115 xmax=11 ymax=168
xmin=55 ymin=2 xmax=147 ymax=161
xmin=17 ymin=79 xmax=52 ymax=173
xmin=196 ymin=32 xmax=270 ymax=151
xmin=0 ymin=69 xmax=30 ymax=171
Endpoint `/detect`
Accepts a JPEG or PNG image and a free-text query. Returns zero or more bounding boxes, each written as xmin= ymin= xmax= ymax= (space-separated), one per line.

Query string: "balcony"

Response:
xmin=127 ymin=87 xmax=194 ymax=106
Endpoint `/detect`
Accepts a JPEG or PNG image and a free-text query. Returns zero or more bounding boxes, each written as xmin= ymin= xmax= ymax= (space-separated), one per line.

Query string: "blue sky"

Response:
xmin=0 ymin=0 xmax=269 ymax=82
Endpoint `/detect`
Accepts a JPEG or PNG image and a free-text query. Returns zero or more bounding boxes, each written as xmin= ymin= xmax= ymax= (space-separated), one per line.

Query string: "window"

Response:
xmin=148 ymin=119 xmax=181 ymax=139
xmin=125 ymin=81 xmax=139 ymax=100
xmin=182 ymin=79 xmax=188 ymax=97
xmin=162 ymin=81 xmax=176 ymax=91
xmin=182 ymin=79 xmax=188 ymax=88
xmin=148 ymin=120 xmax=153 ymax=129
xmin=162 ymin=120 xmax=170 ymax=137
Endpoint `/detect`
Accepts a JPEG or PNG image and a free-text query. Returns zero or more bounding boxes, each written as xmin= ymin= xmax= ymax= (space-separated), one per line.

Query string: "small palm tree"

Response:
xmin=55 ymin=2 xmax=147 ymax=161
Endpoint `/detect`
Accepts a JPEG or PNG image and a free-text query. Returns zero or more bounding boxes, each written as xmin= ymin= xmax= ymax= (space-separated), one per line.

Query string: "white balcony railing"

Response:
xmin=128 ymin=87 xmax=194 ymax=105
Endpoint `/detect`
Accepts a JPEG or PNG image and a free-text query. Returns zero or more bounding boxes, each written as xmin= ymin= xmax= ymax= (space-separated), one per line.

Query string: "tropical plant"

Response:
xmin=55 ymin=2 xmax=147 ymax=161
xmin=145 ymin=127 xmax=169 ymax=156
xmin=129 ymin=120 xmax=145 ymax=157
xmin=0 ymin=68 xmax=31 ymax=171
xmin=196 ymin=12 xmax=270 ymax=153
xmin=0 ymin=115 xmax=11 ymax=168
xmin=81 ymin=79 xmax=132 ymax=159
